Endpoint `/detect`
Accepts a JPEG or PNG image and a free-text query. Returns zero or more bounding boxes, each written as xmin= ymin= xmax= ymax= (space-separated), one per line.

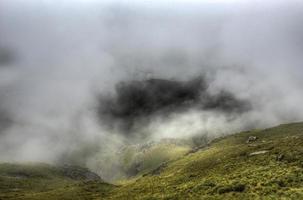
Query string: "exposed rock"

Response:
xmin=249 ymin=150 xmax=269 ymax=156
xmin=149 ymin=162 xmax=168 ymax=176
xmin=276 ymin=154 xmax=284 ymax=161
xmin=246 ymin=136 xmax=257 ymax=143
xmin=60 ymin=165 xmax=101 ymax=181
xmin=248 ymin=144 xmax=259 ymax=147
xmin=187 ymin=144 xmax=210 ymax=155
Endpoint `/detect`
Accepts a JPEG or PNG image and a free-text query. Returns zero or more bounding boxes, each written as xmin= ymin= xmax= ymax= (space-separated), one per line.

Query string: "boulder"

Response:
xmin=246 ymin=136 xmax=257 ymax=143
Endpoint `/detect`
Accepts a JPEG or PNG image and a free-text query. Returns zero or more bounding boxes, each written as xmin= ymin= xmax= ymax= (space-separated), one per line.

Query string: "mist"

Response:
xmin=0 ymin=0 xmax=303 ymax=181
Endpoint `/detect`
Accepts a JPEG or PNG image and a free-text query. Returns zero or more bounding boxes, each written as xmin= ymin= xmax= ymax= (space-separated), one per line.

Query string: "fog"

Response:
xmin=0 ymin=0 xmax=302 ymax=181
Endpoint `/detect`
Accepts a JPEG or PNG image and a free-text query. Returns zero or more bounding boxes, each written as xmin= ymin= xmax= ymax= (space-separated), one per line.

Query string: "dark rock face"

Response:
xmin=97 ymin=77 xmax=251 ymax=135
xmin=60 ymin=165 xmax=101 ymax=181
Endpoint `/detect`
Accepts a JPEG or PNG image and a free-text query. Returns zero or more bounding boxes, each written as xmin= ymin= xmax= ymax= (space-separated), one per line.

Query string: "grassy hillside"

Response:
xmin=117 ymin=139 xmax=192 ymax=179
xmin=108 ymin=122 xmax=303 ymax=199
xmin=0 ymin=163 xmax=114 ymax=200
xmin=1 ymin=122 xmax=303 ymax=199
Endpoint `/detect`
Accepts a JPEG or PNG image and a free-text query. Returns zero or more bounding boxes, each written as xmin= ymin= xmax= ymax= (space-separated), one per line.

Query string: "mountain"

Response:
xmin=1 ymin=122 xmax=303 ymax=199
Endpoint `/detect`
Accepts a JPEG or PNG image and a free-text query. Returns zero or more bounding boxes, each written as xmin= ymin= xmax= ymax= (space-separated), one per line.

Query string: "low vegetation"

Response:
xmin=1 ymin=122 xmax=303 ymax=199
xmin=0 ymin=163 xmax=114 ymax=200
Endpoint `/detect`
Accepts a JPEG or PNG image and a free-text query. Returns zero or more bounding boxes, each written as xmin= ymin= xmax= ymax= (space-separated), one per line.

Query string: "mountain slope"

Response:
xmin=1 ymin=122 xmax=303 ymax=199
xmin=108 ymin=122 xmax=303 ymax=199
xmin=0 ymin=163 xmax=114 ymax=200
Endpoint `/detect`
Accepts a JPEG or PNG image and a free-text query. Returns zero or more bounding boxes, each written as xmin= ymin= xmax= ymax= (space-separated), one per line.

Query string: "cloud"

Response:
xmin=97 ymin=76 xmax=251 ymax=136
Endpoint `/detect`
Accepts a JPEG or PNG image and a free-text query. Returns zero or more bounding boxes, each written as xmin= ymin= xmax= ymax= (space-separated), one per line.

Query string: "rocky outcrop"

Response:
xmin=60 ymin=165 xmax=101 ymax=181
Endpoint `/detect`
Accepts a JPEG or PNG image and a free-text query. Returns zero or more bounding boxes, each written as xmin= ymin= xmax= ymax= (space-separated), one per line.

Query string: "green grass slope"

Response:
xmin=117 ymin=140 xmax=192 ymax=179
xmin=1 ymin=122 xmax=303 ymax=199
xmin=0 ymin=163 xmax=114 ymax=200
xmin=108 ymin=122 xmax=303 ymax=199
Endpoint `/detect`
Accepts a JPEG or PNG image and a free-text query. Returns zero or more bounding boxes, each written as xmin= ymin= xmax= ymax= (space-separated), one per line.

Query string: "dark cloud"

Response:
xmin=0 ymin=110 xmax=12 ymax=133
xmin=0 ymin=47 xmax=16 ymax=66
xmin=97 ymin=76 xmax=251 ymax=134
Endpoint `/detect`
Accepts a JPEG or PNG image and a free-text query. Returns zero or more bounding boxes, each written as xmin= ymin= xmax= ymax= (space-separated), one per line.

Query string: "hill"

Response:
xmin=115 ymin=138 xmax=193 ymax=180
xmin=0 ymin=163 xmax=114 ymax=200
xmin=1 ymin=122 xmax=303 ymax=199
xmin=108 ymin=122 xmax=303 ymax=199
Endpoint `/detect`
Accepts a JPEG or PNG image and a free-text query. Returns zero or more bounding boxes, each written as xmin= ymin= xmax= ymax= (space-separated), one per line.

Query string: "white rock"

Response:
xmin=249 ymin=150 xmax=269 ymax=156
